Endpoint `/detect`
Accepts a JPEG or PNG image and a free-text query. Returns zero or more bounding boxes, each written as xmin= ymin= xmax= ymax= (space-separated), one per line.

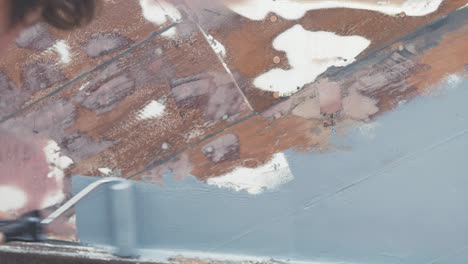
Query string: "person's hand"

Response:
xmin=0 ymin=232 xmax=5 ymax=245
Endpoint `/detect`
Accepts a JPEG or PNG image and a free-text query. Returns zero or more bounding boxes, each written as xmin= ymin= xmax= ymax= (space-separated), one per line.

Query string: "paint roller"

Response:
xmin=0 ymin=177 xmax=138 ymax=258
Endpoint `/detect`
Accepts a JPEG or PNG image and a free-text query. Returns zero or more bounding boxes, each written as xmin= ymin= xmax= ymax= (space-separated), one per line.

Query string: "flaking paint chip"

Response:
xmin=161 ymin=142 xmax=170 ymax=150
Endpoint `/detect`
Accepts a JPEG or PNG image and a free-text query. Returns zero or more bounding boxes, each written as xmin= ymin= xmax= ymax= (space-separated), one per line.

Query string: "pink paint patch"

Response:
xmin=292 ymin=97 xmax=321 ymax=119
xmin=0 ymin=130 xmax=61 ymax=214
xmin=342 ymin=89 xmax=379 ymax=121
xmin=318 ymin=79 xmax=342 ymax=114
xmin=143 ymin=154 xmax=194 ymax=185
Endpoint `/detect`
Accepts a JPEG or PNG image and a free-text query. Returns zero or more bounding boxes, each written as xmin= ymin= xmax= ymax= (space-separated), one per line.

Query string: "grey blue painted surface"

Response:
xmin=74 ymin=76 xmax=468 ymax=263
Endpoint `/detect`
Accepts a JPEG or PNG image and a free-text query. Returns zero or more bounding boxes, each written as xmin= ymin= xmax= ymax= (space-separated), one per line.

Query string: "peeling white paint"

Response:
xmin=44 ymin=140 xmax=74 ymax=180
xmin=458 ymin=3 xmax=468 ymax=9
xmin=138 ymin=0 xmax=181 ymax=38
xmin=226 ymin=0 xmax=445 ymax=20
xmin=50 ymin=40 xmax=72 ymax=64
xmin=206 ymin=34 xmax=227 ymax=58
xmin=207 ymin=152 xmax=294 ymax=195
xmin=184 ymin=128 xmax=205 ymax=142
xmin=137 ymin=100 xmax=166 ymax=120
xmin=78 ymin=81 xmax=90 ymax=91
xmin=161 ymin=27 xmax=178 ymax=38
xmin=42 ymin=140 xmax=74 ymax=208
xmin=254 ymin=25 xmax=370 ymax=96
xmin=199 ymin=26 xmax=231 ymax=72
xmin=0 ymin=186 xmax=27 ymax=211
xmin=98 ymin=168 xmax=113 ymax=176
xmin=139 ymin=0 xmax=181 ymax=25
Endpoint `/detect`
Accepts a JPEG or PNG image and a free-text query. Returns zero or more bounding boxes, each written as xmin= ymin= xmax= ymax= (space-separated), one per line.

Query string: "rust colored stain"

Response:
xmin=187 ymin=115 xmax=331 ymax=180
xmin=190 ymin=0 xmax=466 ymax=111
xmin=410 ymin=27 xmax=468 ymax=90
xmin=134 ymin=7 xmax=468 ymax=182
xmin=57 ymin=23 xmax=253 ymax=178
xmin=0 ymin=0 xmax=169 ymax=119
xmin=0 ymin=0 xmax=467 ymax=244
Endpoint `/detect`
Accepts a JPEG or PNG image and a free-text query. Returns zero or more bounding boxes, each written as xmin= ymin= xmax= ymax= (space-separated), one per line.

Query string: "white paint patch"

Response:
xmin=137 ymin=100 xmax=166 ymax=120
xmin=98 ymin=168 xmax=113 ymax=176
xmin=0 ymin=186 xmax=27 ymax=211
xmin=226 ymin=0 xmax=444 ymax=20
xmin=78 ymin=81 xmax=90 ymax=91
xmin=206 ymin=34 xmax=227 ymax=58
xmin=184 ymin=128 xmax=205 ymax=142
xmin=42 ymin=140 xmax=74 ymax=208
xmin=161 ymin=27 xmax=178 ymax=38
xmin=207 ymin=152 xmax=294 ymax=195
xmin=44 ymin=140 xmax=74 ymax=180
xmin=139 ymin=0 xmax=181 ymax=25
xmin=458 ymin=3 xmax=468 ymax=9
xmin=50 ymin=40 xmax=72 ymax=64
xmin=254 ymin=25 xmax=370 ymax=96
